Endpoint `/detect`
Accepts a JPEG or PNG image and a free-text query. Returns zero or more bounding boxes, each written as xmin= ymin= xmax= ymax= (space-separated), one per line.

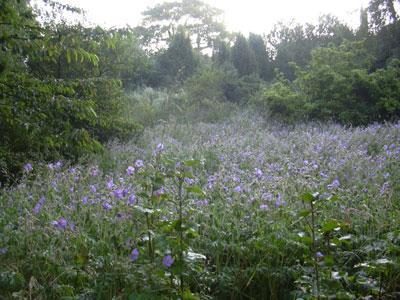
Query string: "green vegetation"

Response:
xmin=1 ymin=0 xmax=400 ymax=298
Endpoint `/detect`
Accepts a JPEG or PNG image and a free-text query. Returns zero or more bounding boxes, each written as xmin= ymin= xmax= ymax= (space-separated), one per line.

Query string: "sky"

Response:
xmin=56 ymin=0 xmax=371 ymax=34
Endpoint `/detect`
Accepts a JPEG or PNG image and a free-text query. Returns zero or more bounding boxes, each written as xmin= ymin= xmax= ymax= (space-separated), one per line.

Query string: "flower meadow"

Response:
xmin=1 ymin=113 xmax=400 ymax=299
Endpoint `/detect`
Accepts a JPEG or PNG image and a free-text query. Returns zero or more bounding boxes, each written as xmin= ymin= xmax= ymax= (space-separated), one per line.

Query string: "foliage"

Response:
xmin=0 ymin=1 xmax=142 ymax=184
xmin=252 ymin=43 xmax=400 ymax=125
xmin=231 ymin=34 xmax=258 ymax=77
xmin=251 ymin=76 xmax=306 ymax=123
xmin=248 ymin=33 xmax=274 ymax=81
xmin=368 ymin=0 xmax=399 ymax=29
xmin=296 ymin=43 xmax=400 ymax=124
xmin=157 ymin=30 xmax=199 ymax=84
xmin=266 ymin=16 xmax=354 ymax=80
xmin=138 ymin=0 xmax=226 ymax=51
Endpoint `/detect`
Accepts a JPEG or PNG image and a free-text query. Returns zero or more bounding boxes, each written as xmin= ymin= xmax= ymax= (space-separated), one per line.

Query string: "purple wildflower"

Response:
xmin=320 ymin=172 xmax=328 ymax=178
xmin=196 ymin=199 xmax=209 ymax=206
xmin=162 ymin=255 xmax=174 ymax=268
xmin=262 ymin=192 xmax=273 ymax=201
xmin=275 ymin=194 xmax=286 ymax=207
xmin=157 ymin=143 xmax=164 ymax=152
xmin=82 ymin=196 xmax=88 ymax=204
xmin=259 ymin=204 xmax=269 ymax=210
xmin=106 ymin=179 xmax=115 ymax=190
xmin=255 ymin=168 xmax=263 ymax=179
xmin=380 ymin=182 xmax=389 ymax=196
xmin=233 ymin=185 xmax=242 ymax=193
xmin=113 ymin=189 xmax=124 ymax=199
xmin=154 ymin=187 xmax=165 ymax=197
xmin=327 ymin=179 xmax=340 ymax=189
xmin=23 ymin=163 xmax=33 ymax=173
xmin=127 ymin=194 xmax=136 ymax=206
xmin=126 ymin=166 xmax=135 ymax=176
xmin=103 ymin=202 xmax=112 ymax=211
xmin=135 ymin=160 xmax=144 ymax=168
xmin=90 ymin=166 xmax=99 ymax=177
xmin=33 ymin=196 xmax=45 ymax=214
xmin=184 ymin=178 xmax=195 ymax=185
xmin=130 ymin=248 xmax=139 ymax=262
xmin=89 ymin=185 xmax=97 ymax=193
xmin=52 ymin=217 xmax=68 ymax=230
xmin=0 ymin=247 xmax=8 ymax=254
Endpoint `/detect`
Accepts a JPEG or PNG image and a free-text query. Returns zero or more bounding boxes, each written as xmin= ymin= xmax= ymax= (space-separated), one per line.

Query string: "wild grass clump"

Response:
xmin=1 ymin=112 xmax=399 ymax=299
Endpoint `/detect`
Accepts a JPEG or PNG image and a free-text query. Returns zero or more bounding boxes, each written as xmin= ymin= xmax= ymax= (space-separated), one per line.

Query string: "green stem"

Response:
xmin=178 ymin=178 xmax=184 ymax=296
xmin=145 ymin=212 xmax=154 ymax=262
xmin=310 ymin=200 xmax=320 ymax=299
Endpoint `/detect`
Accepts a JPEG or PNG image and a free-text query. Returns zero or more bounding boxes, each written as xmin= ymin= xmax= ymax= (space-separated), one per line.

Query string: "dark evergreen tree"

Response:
xmin=248 ymin=33 xmax=273 ymax=81
xmin=212 ymin=38 xmax=231 ymax=66
xmin=368 ymin=0 xmax=399 ymax=29
xmin=231 ymin=34 xmax=257 ymax=77
xmin=357 ymin=7 xmax=370 ymax=38
xmin=157 ymin=30 xmax=198 ymax=83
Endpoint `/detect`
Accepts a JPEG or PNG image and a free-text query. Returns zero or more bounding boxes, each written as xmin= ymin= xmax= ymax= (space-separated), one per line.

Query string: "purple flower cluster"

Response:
xmin=162 ymin=255 xmax=174 ymax=267
xmin=23 ymin=163 xmax=33 ymax=173
xmin=130 ymin=248 xmax=139 ymax=261
xmin=126 ymin=166 xmax=135 ymax=176
xmin=33 ymin=196 xmax=45 ymax=214
xmin=51 ymin=217 xmax=73 ymax=230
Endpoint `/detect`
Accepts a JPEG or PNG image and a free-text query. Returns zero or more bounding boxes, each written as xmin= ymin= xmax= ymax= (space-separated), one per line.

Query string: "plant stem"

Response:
xmin=178 ymin=178 xmax=184 ymax=296
xmin=145 ymin=212 xmax=154 ymax=262
xmin=310 ymin=200 xmax=320 ymax=299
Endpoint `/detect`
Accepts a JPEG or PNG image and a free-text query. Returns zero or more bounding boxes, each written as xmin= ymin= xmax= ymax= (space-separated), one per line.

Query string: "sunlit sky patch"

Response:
xmin=56 ymin=0 xmax=370 ymax=34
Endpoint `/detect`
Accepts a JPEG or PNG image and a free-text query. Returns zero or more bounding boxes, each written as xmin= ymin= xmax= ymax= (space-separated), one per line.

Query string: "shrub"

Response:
xmin=251 ymin=78 xmax=306 ymax=123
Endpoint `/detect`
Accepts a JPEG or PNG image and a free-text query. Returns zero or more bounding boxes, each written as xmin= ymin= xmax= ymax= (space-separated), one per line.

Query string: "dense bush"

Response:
xmin=251 ymin=43 xmax=400 ymax=125
xmin=251 ymin=79 xmax=306 ymax=123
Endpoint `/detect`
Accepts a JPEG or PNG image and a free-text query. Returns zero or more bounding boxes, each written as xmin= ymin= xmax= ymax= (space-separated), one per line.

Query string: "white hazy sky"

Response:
xmin=57 ymin=0 xmax=370 ymax=34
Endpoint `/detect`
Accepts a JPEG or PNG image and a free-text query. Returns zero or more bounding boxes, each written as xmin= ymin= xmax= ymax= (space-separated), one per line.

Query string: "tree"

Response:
xmin=295 ymin=42 xmax=380 ymax=124
xmin=248 ymin=33 xmax=273 ymax=80
xmin=0 ymin=0 xmax=142 ymax=184
xmin=212 ymin=38 xmax=231 ymax=66
xmin=266 ymin=16 xmax=354 ymax=80
xmin=357 ymin=7 xmax=370 ymax=38
xmin=138 ymin=0 xmax=226 ymax=51
xmin=157 ymin=30 xmax=198 ymax=83
xmin=368 ymin=0 xmax=399 ymax=29
xmin=231 ymin=34 xmax=257 ymax=77
xmin=366 ymin=0 xmax=400 ymax=68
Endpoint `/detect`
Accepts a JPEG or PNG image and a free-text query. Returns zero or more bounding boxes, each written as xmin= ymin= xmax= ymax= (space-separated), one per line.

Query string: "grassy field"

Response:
xmin=1 ymin=112 xmax=399 ymax=299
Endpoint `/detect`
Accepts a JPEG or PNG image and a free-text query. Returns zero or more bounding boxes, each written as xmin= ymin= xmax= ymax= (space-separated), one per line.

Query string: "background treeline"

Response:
xmin=1 ymin=0 xmax=400 ymax=184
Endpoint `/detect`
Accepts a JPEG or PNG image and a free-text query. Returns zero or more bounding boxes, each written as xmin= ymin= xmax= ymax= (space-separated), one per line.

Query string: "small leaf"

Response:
xmin=185 ymin=251 xmax=206 ymax=262
xmin=339 ymin=234 xmax=353 ymax=241
xmin=322 ymin=220 xmax=341 ymax=233
xmin=300 ymin=193 xmax=315 ymax=202
xmin=298 ymin=210 xmax=311 ymax=217
xmin=324 ymin=255 xmax=334 ymax=267
xmin=185 ymin=185 xmax=205 ymax=197
xmin=375 ymin=258 xmax=393 ymax=265
xmin=183 ymin=159 xmax=201 ymax=167
xmin=135 ymin=206 xmax=154 ymax=214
